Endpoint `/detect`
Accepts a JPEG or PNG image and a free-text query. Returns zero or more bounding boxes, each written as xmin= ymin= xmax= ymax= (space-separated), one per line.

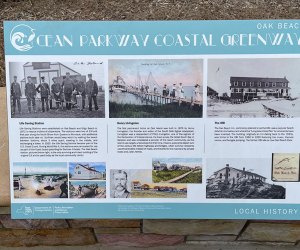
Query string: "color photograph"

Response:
xmin=9 ymin=61 xmax=105 ymax=118
xmin=69 ymin=181 xmax=106 ymax=198
xmin=207 ymin=58 xmax=300 ymax=118
xmin=109 ymin=59 xmax=203 ymax=118
xmin=13 ymin=162 xmax=68 ymax=199
xmin=206 ymin=158 xmax=286 ymax=199
xmin=110 ymin=169 xmax=187 ymax=198
xmin=69 ymin=162 xmax=106 ymax=180
xmin=152 ymin=158 xmax=202 ymax=183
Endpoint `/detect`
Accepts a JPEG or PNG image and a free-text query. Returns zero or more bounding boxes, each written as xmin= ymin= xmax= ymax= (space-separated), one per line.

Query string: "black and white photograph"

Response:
xmin=206 ymin=158 xmax=286 ymax=199
xmin=9 ymin=61 xmax=105 ymax=118
xmin=207 ymin=58 xmax=300 ymax=118
xmin=109 ymin=59 xmax=203 ymax=118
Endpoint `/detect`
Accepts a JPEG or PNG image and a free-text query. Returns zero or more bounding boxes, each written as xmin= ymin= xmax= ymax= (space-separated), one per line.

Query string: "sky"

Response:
xmin=69 ymin=162 xmax=106 ymax=175
xmin=13 ymin=162 xmax=67 ymax=175
xmin=208 ymin=58 xmax=300 ymax=97
xmin=109 ymin=59 xmax=203 ymax=87
xmin=153 ymin=158 xmax=202 ymax=168
xmin=206 ymin=158 xmax=272 ymax=181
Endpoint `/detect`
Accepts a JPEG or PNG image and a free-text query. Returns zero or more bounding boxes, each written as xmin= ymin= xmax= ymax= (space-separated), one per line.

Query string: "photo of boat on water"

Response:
xmin=69 ymin=181 xmax=106 ymax=198
xmin=13 ymin=162 xmax=68 ymax=199
xmin=207 ymin=58 xmax=300 ymax=118
xmin=109 ymin=59 xmax=203 ymax=118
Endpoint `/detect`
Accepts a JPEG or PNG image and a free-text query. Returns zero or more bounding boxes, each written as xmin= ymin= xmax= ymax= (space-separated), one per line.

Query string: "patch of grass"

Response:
xmin=131 ymin=190 xmax=186 ymax=198
xmin=109 ymin=102 xmax=202 ymax=118
xmin=176 ymin=171 xmax=202 ymax=183
xmin=152 ymin=170 xmax=189 ymax=183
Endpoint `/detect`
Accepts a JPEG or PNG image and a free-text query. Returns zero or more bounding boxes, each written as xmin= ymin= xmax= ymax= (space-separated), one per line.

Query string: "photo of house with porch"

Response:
xmin=206 ymin=160 xmax=286 ymax=199
xmin=69 ymin=162 xmax=106 ymax=180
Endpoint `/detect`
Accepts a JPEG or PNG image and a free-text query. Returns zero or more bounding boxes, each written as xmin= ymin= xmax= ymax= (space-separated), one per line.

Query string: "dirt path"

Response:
xmin=162 ymin=170 xmax=194 ymax=183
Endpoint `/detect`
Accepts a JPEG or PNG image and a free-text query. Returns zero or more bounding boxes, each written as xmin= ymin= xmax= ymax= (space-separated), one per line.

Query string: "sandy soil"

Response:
xmin=207 ymin=98 xmax=300 ymax=118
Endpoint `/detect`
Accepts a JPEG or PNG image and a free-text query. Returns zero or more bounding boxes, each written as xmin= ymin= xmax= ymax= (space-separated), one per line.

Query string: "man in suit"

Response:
xmin=111 ymin=170 xmax=131 ymax=198
xmin=86 ymin=74 xmax=99 ymax=111
xmin=36 ymin=76 xmax=50 ymax=112
xmin=62 ymin=72 xmax=75 ymax=110
xmin=25 ymin=76 xmax=37 ymax=113
xmin=11 ymin=76 xmax=22 ymax=115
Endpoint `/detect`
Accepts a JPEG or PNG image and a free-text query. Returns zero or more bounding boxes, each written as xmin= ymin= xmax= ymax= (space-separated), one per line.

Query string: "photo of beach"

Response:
xmin=69 ymin=181 xmax=106 ymax=198
xmin=13 ymin=162 xmax=68 ymax=199
xmin=109 ymin=59 xmax=203 ymax=118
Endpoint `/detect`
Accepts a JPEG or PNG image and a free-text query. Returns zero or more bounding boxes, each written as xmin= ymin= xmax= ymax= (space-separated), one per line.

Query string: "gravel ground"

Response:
xmin=1 ymin=0 xmax=300 ymax=87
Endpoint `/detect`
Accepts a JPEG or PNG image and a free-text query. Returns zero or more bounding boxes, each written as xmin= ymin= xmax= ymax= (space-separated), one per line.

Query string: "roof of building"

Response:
xmin=77 ymin=164 xmax=102 ymax=174
xmin=230 ymin=76 xmax=289 ymax=83
xmin=213 ymin=166 xmax=266 ymax=179
xmin=207 ymin=86 xmax=219 ymax=93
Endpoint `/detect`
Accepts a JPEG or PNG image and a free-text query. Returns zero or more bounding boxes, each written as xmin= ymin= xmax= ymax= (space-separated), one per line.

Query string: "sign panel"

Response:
xmin=4 ymin=20 xmax=300 ymax=219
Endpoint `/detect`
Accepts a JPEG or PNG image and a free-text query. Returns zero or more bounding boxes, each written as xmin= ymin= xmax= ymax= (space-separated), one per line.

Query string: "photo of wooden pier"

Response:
xmin=109 ymin=59 xmax=203 ymax=118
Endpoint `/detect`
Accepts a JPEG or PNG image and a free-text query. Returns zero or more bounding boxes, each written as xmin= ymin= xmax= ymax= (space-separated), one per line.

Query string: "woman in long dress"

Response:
xmin=194 ymin=84 xmax=202 ymax=102
xmin=177 ymin=83 xmax=184 ymax=99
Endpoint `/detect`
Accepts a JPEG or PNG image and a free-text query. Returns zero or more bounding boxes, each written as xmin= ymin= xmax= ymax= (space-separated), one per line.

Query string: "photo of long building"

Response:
xmin=207 ymin=58 xmax=300 ymax=118
xmin=230 ymin=76 xmax=290 ymax=103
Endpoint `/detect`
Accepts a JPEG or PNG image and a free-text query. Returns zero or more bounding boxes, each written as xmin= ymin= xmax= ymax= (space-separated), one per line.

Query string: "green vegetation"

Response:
xmin=152 ymin=170 xmax=189 ymax=183
xmin=109 ymin=102 xmax=202 ymax=118
xmin=131 ymin=190 xmax=186 ymax=198
xmin=176 ymin=171 xmax=202 ymax=183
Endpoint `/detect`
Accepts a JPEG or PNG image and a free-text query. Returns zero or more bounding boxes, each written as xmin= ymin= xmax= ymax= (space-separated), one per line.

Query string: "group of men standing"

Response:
xmin=11 ymin=72 xmax=100 ymax=115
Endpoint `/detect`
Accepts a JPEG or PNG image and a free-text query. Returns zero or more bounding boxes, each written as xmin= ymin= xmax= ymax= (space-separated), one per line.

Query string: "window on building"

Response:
xmin=282 ymin=82 xmax=286 ymax=87
xmin=265 ymin=82 xmax=269 ymax=87
xmin=258 ymin=82 xmax=261 ymax=87
xmin=237 ymin=173 xmax=239 ymax=178
xmin=78 ymin=171 xmax=81 ymax=174
xmin=219 ymin=173 xmax=222 ymax=179
xmin=272 ymin=82 xmax=276 ymax=87
xmin=242 ymin=82 xmax=246 ymax=87
xmin=234 ymin=81 xmax=238 ymax=86
xmin=250 ymin=82 xmax=254 ymax=87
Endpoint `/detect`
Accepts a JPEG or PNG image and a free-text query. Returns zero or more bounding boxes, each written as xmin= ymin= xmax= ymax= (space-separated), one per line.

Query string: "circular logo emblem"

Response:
xmin=10 ymin=24 xmax=35 ymax=52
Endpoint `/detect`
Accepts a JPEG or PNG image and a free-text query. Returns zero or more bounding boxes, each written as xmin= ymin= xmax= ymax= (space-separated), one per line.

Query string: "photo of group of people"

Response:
xmin=109 ymin=59 xmax=203 ymax=118
xmin=13 ymin=162 xmax=106 ymax=199
xmin=9 ymin=62 xmax=105 ymax=118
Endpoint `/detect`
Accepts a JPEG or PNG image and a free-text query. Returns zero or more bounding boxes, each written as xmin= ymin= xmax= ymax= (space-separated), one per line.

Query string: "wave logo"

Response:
xmin=10 ymin=24 xmax=36 ymax=52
